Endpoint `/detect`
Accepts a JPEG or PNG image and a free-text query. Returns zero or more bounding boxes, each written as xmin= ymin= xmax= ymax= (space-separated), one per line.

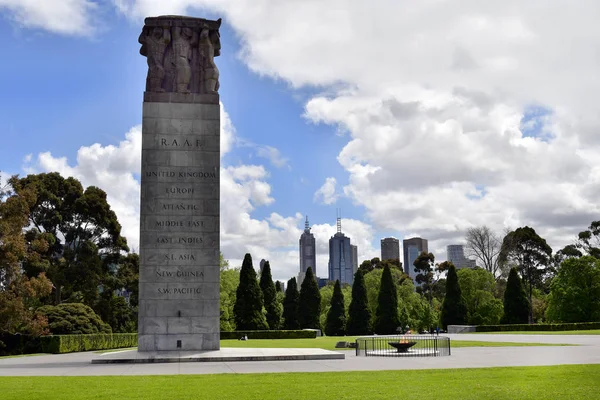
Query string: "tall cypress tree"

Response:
xmin=502 ymin=267 xmax=530 ymax=324
xmin=373 ymin=265 xmax=400 ymax=334
xmin=282 ymin=277 xmax=299 ymax=329
xmin=298 ymin=267 xmax=321 ymax=329
xmin=275 ymin=281 xmax=282 ymax=293
xmin=347 ymin=270 xmax=371 ymax=335
xmin=259 ymin=261 xmax=281 ymax=330
xmin=233 ymin=253 xmax=268 ymax=330
xmin=441 ymin=264 xmax=468 ymax=329
xmin=325 ymin=280 xmax=347 ymax=336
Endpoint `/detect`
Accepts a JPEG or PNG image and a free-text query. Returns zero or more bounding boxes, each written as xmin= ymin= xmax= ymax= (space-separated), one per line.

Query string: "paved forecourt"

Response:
xmin=2 ymin=334 xmax=599 ymax=376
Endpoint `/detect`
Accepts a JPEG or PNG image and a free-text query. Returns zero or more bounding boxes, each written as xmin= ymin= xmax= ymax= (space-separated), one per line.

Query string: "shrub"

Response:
xmin=37 ymin=303 xmax=112 ymax=334
xmin=476 ymin=322 xmax=600 ymax=332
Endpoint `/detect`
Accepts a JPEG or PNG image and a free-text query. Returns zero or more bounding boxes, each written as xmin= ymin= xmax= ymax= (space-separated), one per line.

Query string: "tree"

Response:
xmin=498 ymin=226 xmax=552 ymax=323
xmin=465 ymin=226 xmax=502 ymax=277
xmin=546 ymin=256 xmax=600 ymax=323
xmin=0 ymin=273 xmax=52 ymax=336
xmin=220 ymin=254 xmax=239 ymax=331
xmin=282 ymin=277 xmax=299 ymax=329
xmin=358 ymin=257 xmax=403 ymax=274
xmin=9 ymin=173 xmax=128 ymax=305
xmin=501 ymin=267 xmax=529 ymax=324
xmin=441 ymin=265 xmax=467 ymax=329
xmin=576 ymin=221 xmax=600 ymax=259
xmin=347 ymin=270 xmax=371 ymax=335
xmin=259 ymin=261 xmax=281 ymax=330
xmin=298 ymin=267 xmax=321 ymax=329
xmin=37 ymin=303 xmax=112 ymax=334
xmin=373 ymin=265 xmax=400 ymax=334
xmin=324 ymin=280 xmax=346 ymax=336
xmin=413 ymin=252 xmax=435 ymax=303
xmin=233 ymin=253 xmax=268 ymax=330
xmin=0 ymin=176 xmax=53 ymax=336
xmin=275 ymin=281 xmax=282 ymax=293
xmin=458 ymin=268 xmax=503 ymax=325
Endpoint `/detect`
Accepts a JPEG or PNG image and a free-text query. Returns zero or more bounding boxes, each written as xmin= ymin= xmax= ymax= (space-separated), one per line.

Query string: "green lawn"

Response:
xmin=221 ymin=336 xmax=567 ymax=350
xmin=475 ymin=330 xmax=600 ymax=335
xmin=1 ymin=364 xmax=598 ymax=399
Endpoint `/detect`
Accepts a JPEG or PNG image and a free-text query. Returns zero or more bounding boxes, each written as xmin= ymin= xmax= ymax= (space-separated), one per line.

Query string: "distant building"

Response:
xmin=317 ymin=278 xmax=329 ymax=289
xmin=351 ymin=245 xmax=358 ymax=276
xmin=403 ymin=237 xmax=428 ymax=281
xmin=381 ymin=237 xmax=400 ymax=261
xmin=259 ymin=259 xmax=267 ymax=275
xmin=328 ymin=216 xmax=354 ymax=285
xmin=298 ymin=216 xmax=316 ymax=287
xmin=446 ymin=245 xmax=476 ymax=269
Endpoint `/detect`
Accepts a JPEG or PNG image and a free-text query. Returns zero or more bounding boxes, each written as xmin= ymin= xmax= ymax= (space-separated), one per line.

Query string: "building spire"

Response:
xmin=305 ymin=215 xmax=310 ymax=231
xmin=336 ymin=208 xmax=342 ymax=234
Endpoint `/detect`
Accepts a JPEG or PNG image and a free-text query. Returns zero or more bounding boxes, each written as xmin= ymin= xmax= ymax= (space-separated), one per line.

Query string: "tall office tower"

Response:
xmin=328 ymin=214 xmax=354 ymax=285
xmin=381 ymin=237 xmax=400 ymax=261
xmin=351 ymin=245 xmax=358 ymax=276
xmin=447 ymin=245 xmax=476 ymax=269
xmin=259 ymin=259 xmax=266 ymax=275
xmin=298 ymin=216 xmax=316 ymax=287
xmin=403 ymin=237 xmax=428 ymax=281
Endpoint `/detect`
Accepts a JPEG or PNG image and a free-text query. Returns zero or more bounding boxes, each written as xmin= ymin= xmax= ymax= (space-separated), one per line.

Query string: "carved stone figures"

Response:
xmin=139 ymin=16 xmax=222 ymax=95
xmin=199 ymin=24 xmax=220 ymax=94
xmin=139 ymin=26 xmax=171 ymax=92
xmin=172 ymin=27 xmax=197 ymax=94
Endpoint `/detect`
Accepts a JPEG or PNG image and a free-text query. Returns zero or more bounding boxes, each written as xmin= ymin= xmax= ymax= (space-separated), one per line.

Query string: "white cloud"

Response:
xmin=313 ymin=177 xmax=339 ymax=205
xmin=22 ymin=104 xmax=323 ymax=281
xmin=0 ymin=0 xmax=98 ymax=36
xmin=110 ymin=0 xmax=600 ymax=256
xmin=255 ymin=145 xmax=289 ymax=169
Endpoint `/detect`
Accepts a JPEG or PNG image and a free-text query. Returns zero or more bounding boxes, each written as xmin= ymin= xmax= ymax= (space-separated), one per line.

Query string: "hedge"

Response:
xmin=0 ymin=330 xmax=317 ymax=355
xmin=220 ymin=330 xmax=317 ymax=340
xmin=0 ymin=333 xmax=137 ymax=355
xmin=476 ymin=322 xmax=600 ymax=332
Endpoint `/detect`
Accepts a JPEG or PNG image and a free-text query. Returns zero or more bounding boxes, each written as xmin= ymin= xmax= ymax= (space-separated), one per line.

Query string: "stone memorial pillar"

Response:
xmin=137 ymin=16 xmax=221 ymax=352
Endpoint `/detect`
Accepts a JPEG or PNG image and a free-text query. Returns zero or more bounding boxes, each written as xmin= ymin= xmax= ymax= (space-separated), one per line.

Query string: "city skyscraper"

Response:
xmin=328 ymin=214 xmax=354 ymax=285
xmin=403 ymin=237 xmax=428 ymax=281
xmin=298 ymin=216 xmax=316 ymax=286
xmin=447 ymin=245 xmax=476 ymax=269
xmin=381 ymin=237 xmax=400 ymax=261
xmin=351 ymin=244 xmax=358 ymax=275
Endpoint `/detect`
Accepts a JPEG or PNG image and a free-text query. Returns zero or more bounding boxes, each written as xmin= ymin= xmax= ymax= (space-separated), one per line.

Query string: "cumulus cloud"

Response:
xmin=313 ymin=177 xmax=339 ymax=205
xmin=22 ymin=104 xmax=315 ymax=281
xmin=111 ymin=0 xmax=600 ymax=255
xmin=0 ymin=0 xmax=98 ymax=36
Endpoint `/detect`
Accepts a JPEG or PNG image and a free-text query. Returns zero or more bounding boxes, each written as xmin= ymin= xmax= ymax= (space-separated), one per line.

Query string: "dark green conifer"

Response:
xmin=282 ymin=277 xmax=300 ymax=330
xmin=233 ymin=253 xmax=269 ymax=330
xmin=298 ymin=267 xmax=321 ymax=329
xmin=325 ymin=280 xmax=347 ymax=336
xmin=501 ymin=267 xmax=530 ymax=324
xmin=259 ymin=261 xmax=281 ymax=330
xmin=347 ymin=270 xmax=371 ymax=335
xmin=373 ymin=265 xmax=400 ymax=334
xmin=441 ymin=264 xmax=468 ymax=329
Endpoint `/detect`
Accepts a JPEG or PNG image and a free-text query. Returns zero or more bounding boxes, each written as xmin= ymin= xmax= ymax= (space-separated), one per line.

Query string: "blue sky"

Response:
xmin=2 ymin=1 xmax=600 ymax=281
